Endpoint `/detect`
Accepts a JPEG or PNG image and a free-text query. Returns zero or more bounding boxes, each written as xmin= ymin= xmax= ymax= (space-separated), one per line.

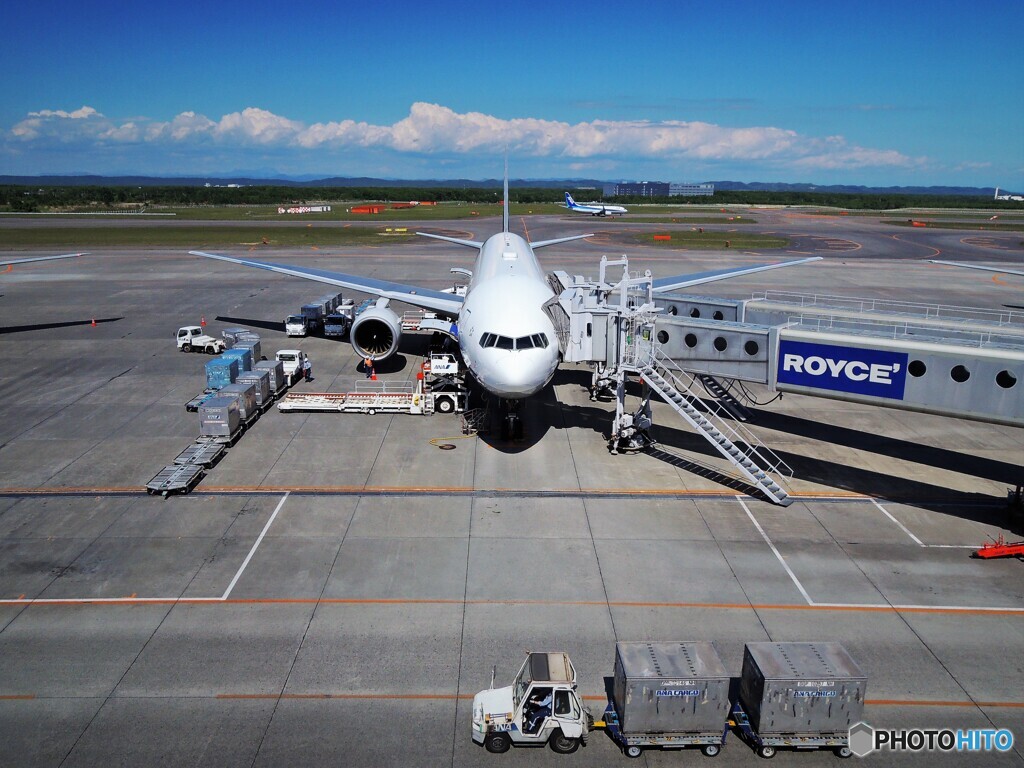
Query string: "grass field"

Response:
xmin=0 ymin=225 xmax=417 ymax=249
xmin=623 ymin=215 xmax=758 ymax=225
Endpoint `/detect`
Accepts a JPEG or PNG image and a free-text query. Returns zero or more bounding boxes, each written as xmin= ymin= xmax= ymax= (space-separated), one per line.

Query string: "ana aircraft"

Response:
xmin=562 ymin=192 xmax=627 ymax=217
xmin=192 ymin=171 xmax=818 ymax=437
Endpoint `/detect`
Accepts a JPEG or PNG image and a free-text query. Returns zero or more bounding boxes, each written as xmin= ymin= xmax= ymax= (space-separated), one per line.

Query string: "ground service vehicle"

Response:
xmin=176 ymin=326 xmax=226 ymax=354
xmin=324 ymin=300 xmax=355 ymax=337
xmin=275 ymin=349 xmax=307 ymax=384
xmin=284 ymin=314 xmax=308 ymax=337
xmin=472 ymin=652 xmax=592 ymax=755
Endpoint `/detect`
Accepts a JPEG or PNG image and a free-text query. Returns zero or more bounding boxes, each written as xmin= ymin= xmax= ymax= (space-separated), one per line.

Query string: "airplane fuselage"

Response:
xmin=457 ymin=232 xmax=560 ymax=399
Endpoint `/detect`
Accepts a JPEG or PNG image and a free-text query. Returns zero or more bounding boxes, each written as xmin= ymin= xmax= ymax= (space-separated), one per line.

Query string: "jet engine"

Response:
xmin=350 ymin=298 xmax=401 ymax=360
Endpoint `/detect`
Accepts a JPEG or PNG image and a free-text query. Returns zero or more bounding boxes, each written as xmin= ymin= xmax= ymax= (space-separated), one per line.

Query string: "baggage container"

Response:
xmin=220 ymin=382 xmax=258 ymax=421
xmin=198 ymin=396 xmax=241 ymax=438
xmin=237 ymin=369 xmax=271 ymax=408
xmin=255 ymin=359 xmax=287 ymax=393
xmin=739 ymin=642 xmax=866 ymax=736
xmin=205 ymin=357 xmax=238 ymax=391
xmin=612 ymin=641 xmax=730 ymax=736
xmin=235 ymin=338 xmax=262 ymax=362
xmin=220 ymin=327 xmax=249 ymax=347
xmin=221 ymin=347 xmax=253 ymax=373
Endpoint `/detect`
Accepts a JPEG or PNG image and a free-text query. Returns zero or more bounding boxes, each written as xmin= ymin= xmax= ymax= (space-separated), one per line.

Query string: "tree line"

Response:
xmin=1 ymin=184 xmax=1018 ymax=212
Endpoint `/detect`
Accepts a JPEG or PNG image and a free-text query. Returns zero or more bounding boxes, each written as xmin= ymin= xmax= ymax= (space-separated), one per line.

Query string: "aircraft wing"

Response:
xmin=651 ymin=256 xmax=822 ymax=293
xmin=531 ymin=234 xmax=594 ymax=249
xmin=930 ymin=259 xmax=1024 ymax=278
xmin=190 ymin=251 xmax=464 ymax=316
xmin=1 ymin=252 xmax=87 ymax=267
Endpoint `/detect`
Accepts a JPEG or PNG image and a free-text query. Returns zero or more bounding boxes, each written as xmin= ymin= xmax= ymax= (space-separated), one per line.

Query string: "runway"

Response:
xmin=0 ymin=210 xmax=1021 ymax=766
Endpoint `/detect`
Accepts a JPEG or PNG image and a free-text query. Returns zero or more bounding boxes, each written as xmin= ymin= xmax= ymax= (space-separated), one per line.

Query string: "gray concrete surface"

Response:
xmin=0 ymin=211 xmax=1022 ymax=766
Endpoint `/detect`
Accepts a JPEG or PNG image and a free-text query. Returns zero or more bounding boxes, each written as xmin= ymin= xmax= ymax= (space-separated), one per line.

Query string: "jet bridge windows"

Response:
xmin=479 ymin=332 xmax=551 ymax=350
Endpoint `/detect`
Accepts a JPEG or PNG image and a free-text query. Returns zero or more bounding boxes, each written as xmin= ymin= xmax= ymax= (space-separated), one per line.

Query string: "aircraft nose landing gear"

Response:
xmin=500 ymin=399 xmax=525 ymax=441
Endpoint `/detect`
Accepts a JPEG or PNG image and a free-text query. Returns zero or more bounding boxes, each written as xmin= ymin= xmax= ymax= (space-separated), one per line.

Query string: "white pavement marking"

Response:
xmin=737 ymin=497 xmax=814 ymax=605
xmin=872 ymin=499 xmax=925 ymax=546
xmin=739 ymin=497 xmax=1024 ymax=613
xmin=873 ymin=499 xmax=980 ymax=548
xmin=0 ymin=493 xmax=290 ymax=605
xmin=221 ymin=493 xmax=289 ymax=600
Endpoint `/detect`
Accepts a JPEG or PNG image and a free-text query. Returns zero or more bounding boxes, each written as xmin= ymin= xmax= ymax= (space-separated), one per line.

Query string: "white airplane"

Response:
xmin=192 ymin=170 xmax=818 ymax=437
xmin=1 ymin=252 xmax=87 ymax=268
xmin=930 ymin=259 xmax=1024 ymax=278
xmin=562 ymin=192 xmax=627 ymax=217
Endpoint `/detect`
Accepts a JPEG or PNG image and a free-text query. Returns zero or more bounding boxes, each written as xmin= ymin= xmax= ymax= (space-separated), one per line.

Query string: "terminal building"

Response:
xmin=606 ymin=181 xmax=715 ymax=197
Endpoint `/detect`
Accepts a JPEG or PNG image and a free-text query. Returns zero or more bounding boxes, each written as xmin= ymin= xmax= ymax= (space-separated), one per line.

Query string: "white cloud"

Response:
xmin=7 ymin=102 xmax=919 ymax=172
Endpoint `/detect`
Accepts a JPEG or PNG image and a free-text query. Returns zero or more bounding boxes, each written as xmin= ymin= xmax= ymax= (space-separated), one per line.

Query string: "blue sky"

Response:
xmin=2 ymin=0 xmax=1022 ymax=187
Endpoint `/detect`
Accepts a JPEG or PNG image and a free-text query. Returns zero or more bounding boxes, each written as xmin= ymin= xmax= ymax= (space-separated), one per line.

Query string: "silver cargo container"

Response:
xmin=220 ymin=382 xmax=258 ymax=421
xmin=198 ymin=396 xmax=241 ymax=438
xmin=235 ymin=338 xmax=262 ymax=363
xmin=254 ymin=359 xmax=287 ymax=394
xmin=236 ymin=369 xmax=271 ymax=407
xmin=612 ymin=642 xmax=730 ymax=735
xmin=739 ymin=642 xmax=866 ymax=736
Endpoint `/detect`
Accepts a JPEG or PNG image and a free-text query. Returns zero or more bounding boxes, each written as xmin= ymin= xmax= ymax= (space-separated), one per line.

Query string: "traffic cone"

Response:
xmin=200 ymin=316 xmax=206 ymax=327
xmin=90 ymin=318 xmax=96 ymax=327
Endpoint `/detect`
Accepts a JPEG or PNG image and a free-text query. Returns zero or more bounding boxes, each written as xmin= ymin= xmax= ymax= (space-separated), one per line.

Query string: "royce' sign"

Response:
xmin=777 ymin=340 xmax=908 ymax=400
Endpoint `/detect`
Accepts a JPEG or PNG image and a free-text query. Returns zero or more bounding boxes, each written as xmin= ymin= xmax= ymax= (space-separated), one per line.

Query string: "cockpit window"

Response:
xmin=480 ymin=332 xmax=549 ymax=351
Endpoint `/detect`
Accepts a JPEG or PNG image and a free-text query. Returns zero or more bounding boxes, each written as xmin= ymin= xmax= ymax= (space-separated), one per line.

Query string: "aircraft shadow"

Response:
xmin=0 ymin=317 xmax=122 ymax=334
xmin=649 ymin=418 xmax=1015 ymax=524
xmin=214 ymin=315 xmax=286 ymax=334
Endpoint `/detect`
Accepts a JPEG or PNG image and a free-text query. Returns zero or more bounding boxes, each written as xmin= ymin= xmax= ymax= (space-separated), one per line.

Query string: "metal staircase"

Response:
xmin=634 ymin=347 xmax=794 ymax=506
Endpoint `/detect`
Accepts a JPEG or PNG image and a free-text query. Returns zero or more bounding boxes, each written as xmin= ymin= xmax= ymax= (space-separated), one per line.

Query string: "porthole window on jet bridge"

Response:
xmin=909 ymin=360 xmax=927 ymax=377
xmin=713 ymin=336 xmax=728 ymax=352
xmin=690 ymin=308 xmax=701 ymax=318
xmin=685 ymin=333 xmax=698 ymax=348
xmin=996 ymin=370 xmax=1017 ymax=389
xmin=744 ymin=340 xmax=759 ymax=356
xmin=950 ymin=364 xmax=970 ymax=383
xmin=713 ymin=310 xmax=724 ymax=320
xmin=667 ymin=305 xmax=678 ymax=315
xmin=657 ymin=330 xmax=669 ymax=344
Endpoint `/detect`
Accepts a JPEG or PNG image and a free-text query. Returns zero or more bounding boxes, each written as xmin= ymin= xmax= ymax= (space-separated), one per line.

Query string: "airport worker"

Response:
xmin=303 ymin=357 xmax=312 ymax=382
xmin=364 ymin=356 xmax=373 ymax=378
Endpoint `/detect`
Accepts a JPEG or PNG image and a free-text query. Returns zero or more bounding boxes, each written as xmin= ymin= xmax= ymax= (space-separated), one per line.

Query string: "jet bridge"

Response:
xmin=545 ymin=257 xmax=1024 ymax=506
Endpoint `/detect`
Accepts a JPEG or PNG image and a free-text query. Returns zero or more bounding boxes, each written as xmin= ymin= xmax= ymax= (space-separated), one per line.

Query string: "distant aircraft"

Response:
xmin=1 ymin=252 xmax=86 ymax=268
xmin=930 ymin=259 xmax=1024 ymax=278
xmin=562 ymin=192 xmax=627 ymax=217
xmin=193 ymin=166 xmax=817 ymax=437
xmin=994 ymin=188 xmax=1024 ymax=202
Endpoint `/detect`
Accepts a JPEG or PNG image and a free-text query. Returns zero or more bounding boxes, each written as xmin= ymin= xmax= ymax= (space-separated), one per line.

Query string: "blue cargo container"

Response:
xmin=205 ymin=357 xmax=239 ymax=391
xmin=221 ymin=347 xmax=253 ymax=373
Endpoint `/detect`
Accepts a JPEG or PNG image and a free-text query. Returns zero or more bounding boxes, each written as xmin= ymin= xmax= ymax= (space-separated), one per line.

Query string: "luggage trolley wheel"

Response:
xmin=702 ymin=744 xmax=722 ymax=757
xmin=835 ymin=746 xmax=853 ymax=758
xmin=624 ymin=745 xmax=643 ymax=759
xmin=758 ymin=745 xmax=776 ymax=759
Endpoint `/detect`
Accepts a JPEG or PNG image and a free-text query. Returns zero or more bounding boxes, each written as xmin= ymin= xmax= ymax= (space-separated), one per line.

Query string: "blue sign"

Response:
xmin=777 ymin=340 xmax=907 ymax=400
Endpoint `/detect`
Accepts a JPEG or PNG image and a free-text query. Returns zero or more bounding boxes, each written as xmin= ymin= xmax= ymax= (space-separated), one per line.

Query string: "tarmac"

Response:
xmin=0 ymin=209 xmax=1022 ymax=766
